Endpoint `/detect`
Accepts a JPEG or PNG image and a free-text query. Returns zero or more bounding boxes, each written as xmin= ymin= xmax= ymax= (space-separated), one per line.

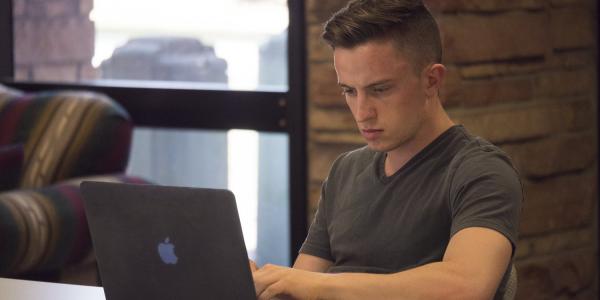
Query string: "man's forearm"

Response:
xmin=315 ymin=228 xmax=511 ymax=300
xmin=317 ymin=262 xmax=488 ymax=300
xmin=254 ymin=228 xmax=510 ymax=300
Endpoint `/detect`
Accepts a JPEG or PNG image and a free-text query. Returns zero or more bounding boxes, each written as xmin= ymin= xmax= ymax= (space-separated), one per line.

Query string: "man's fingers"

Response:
xmin=258 ymin=281 xmax=284 ymax=300
xmin=249 ymin=259 xmax=258 ymax=272
xmin=253 ymin=264 xmax=286 ymax=297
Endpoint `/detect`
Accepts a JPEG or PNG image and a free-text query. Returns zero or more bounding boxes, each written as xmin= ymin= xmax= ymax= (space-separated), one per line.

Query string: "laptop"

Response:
xmin=80 ymin=181 xmax=256 ymax=300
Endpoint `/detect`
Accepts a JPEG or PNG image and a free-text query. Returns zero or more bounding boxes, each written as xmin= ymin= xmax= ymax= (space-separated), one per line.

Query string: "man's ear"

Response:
xmin=422 ymin=63 xmax=446 ymax=98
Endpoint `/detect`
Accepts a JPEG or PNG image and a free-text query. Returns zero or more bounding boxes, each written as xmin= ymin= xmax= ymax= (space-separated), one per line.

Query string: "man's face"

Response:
xmin=333 ymin=39 xmax=430 ymax=153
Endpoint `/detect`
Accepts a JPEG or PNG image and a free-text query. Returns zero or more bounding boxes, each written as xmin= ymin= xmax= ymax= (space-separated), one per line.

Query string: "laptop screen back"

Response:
xmin=81 ymin=181 xmax=256 ymax=300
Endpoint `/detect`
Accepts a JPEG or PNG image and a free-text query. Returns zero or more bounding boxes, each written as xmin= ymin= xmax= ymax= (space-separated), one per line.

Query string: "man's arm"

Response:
xmin=293 ymin=254 xmax=333 ymax=272
xmin=253 ymin=227 xmax=511 ymax=300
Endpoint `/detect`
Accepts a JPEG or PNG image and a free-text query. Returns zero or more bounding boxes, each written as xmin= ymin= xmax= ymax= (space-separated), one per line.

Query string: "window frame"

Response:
xmin=0 ymin=0 xmax=307 ymax=264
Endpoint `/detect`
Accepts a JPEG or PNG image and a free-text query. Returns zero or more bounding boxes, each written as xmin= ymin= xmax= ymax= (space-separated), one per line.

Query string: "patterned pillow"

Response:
xmin=0 ymin=144 xmax=24 ymax=191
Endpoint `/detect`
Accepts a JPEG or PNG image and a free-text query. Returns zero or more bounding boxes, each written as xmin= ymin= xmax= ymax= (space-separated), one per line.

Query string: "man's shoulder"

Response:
xmin=334 ymin=145 xmax=378 ymax=169
xmin=326 ymin=145 xmax=379 ymax=179
xmin=339 ymin=145 xmax=377 ymax=162
xmin=449 ymin=131 xmax=519 ymax=183
xmin=452 ymin=134 xmax=513 ymax=167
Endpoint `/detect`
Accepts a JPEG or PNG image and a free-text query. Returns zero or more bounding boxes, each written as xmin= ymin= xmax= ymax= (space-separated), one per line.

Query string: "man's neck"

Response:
xmin=384 ymin=111 xmax=454 ymax=177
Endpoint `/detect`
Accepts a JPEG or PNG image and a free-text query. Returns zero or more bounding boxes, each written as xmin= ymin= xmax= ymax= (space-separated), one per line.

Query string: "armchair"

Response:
xmin=0 ymin=84 xmax=146 ymax=283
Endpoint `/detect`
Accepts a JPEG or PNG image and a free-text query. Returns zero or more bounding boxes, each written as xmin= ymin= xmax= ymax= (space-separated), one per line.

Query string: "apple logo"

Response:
xmin=157 ymin=237 xmax=178 ymax=264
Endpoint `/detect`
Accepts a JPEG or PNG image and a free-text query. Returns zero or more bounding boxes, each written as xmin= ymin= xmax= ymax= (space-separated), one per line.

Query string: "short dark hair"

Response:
xmin=322 ymin=0 xmax=442 ymax=72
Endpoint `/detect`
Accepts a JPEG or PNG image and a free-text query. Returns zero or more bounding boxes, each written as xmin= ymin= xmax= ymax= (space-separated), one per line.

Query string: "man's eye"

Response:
xmin=341 ymin=88 xmax=356 ymax=96
xmin=372 ymin=86 xmax=390 ymax=93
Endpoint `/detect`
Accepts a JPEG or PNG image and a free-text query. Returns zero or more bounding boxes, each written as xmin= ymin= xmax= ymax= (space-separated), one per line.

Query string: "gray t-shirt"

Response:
xmin=300 ymin=125 xmax=522 ymax=298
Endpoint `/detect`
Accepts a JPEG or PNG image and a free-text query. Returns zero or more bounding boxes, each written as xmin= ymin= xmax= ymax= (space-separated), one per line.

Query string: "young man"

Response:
xmin=252 ymin=0 xmax=522 ymax=299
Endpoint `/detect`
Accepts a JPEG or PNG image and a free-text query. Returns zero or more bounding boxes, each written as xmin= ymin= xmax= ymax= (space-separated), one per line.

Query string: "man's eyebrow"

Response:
xmin=338 ymin=79 xmax=393 ymax=89
xmin=365 ymin=79 xmax=393 ymax=88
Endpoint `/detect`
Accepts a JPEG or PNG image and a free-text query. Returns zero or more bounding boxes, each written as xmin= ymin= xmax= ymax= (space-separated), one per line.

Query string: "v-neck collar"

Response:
xmin=375 ymin=125 xmax=464 ymax=184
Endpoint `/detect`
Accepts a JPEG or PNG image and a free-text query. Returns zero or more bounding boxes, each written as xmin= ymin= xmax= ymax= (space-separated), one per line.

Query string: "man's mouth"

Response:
xmin=361 ymin=129 xmax=383 ymax=141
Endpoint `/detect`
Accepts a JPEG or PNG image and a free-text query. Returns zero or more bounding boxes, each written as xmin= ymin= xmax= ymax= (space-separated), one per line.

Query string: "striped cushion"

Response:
xmin=0 ymin=175 xmax=147 ymax=276
xmin=0 ymin=87 xmax=146 ymax=277
xmin=0 ymin=91 xmax=133 ymax=188
xmin=0 ymin=144 xmax=24 ymax=191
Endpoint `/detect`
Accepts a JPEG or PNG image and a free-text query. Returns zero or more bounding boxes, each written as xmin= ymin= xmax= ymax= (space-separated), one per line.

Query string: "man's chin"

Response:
xmin=365 ymin=141 xmax=389 ymax=153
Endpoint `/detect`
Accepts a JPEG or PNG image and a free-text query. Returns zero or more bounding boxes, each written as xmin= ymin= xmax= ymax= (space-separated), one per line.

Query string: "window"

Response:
xmin=92 ymin=0 xmax=288 ymax=92
xmin=126 ymin=128 xmax=290 ymax=265
xmin=1 ymin=0 xmax=306 ymax=266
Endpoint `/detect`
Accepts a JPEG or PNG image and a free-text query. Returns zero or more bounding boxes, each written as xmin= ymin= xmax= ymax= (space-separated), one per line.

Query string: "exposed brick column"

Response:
xmin=13 ymin=0 xmax=95 ymax=81
xmin=306 ymin=0 xmax=598 ymax=298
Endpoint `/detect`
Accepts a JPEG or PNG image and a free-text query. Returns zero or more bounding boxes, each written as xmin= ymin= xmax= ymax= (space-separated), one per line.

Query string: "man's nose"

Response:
xmin=355 ymin=94 xmax=376 ymax=122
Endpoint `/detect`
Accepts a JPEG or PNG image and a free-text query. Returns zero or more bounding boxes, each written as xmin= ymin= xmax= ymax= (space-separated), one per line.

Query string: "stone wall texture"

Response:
xmin=13 ymin=0 xmax=95 ymax=81
xmin=307 ymin=0 xmax=598 ymax=299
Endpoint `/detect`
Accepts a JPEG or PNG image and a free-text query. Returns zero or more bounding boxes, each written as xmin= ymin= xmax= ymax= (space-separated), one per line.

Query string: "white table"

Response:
xmin=0 ymin=277 xmax=105 ymax=300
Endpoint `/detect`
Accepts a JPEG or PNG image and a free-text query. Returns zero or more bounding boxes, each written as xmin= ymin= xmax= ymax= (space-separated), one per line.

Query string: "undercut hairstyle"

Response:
xmin=322 ymin=0 xmax=442 ymax=73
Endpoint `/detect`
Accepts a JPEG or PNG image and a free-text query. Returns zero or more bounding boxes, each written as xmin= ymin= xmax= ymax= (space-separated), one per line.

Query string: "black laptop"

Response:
xmin=81 ymin=181 xmax=256 ymax=300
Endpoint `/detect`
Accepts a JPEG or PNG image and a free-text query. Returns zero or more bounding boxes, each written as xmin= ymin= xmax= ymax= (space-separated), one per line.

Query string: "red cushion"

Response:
xmin=0 ymin=144 xmax=23 ymax=191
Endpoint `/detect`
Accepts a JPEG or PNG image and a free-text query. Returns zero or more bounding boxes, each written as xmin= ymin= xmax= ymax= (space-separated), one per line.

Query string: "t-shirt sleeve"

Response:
xmin=299 ymin=178 xmax=334 ymax=262
xmin=449 ymin=147 xmax=523 ymax=255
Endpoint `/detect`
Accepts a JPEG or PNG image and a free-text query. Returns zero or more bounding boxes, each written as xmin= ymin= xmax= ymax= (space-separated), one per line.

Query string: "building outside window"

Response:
xmin=10 ymin=0 xmax=298 ymax=266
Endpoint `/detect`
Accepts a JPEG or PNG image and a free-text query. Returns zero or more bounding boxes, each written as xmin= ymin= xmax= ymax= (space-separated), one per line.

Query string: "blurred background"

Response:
xmin=8 ymin=0 xmax=599 ymax=298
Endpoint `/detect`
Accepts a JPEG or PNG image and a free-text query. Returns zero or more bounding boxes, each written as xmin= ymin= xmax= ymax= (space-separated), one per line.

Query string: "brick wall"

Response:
xmin=306 ymin=0 xmax=598 ymax=299
xmin=13 ymin=0 xmax=95 ymax=81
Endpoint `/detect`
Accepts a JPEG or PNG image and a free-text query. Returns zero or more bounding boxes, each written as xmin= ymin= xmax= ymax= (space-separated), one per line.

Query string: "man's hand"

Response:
xmin=252 ymin=264 xmax=329 ymax=300
xmin=250 ymin=259 xmax=258 ymax=273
